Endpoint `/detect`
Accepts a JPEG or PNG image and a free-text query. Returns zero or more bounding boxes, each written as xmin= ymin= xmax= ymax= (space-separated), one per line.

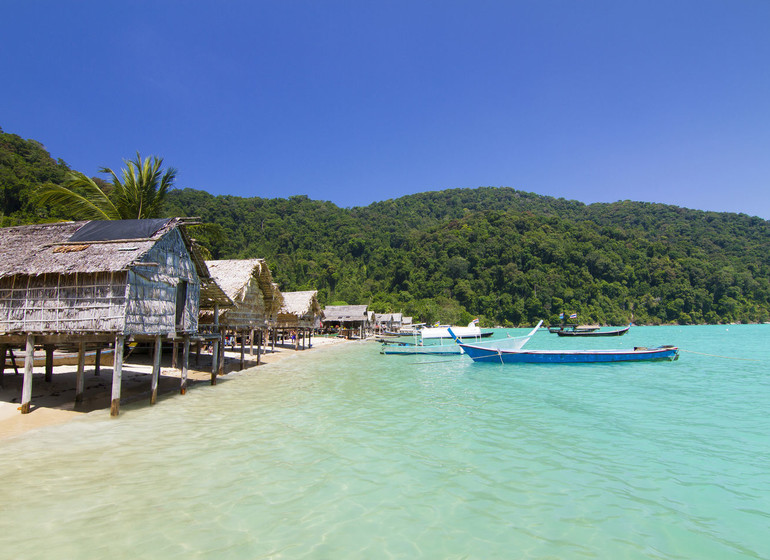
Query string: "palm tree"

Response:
xmin=35 ymin=152 xmax=177 ymax=220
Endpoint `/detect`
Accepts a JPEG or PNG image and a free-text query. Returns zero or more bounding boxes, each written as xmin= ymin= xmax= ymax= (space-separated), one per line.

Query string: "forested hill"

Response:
xmin=2 ymin=126 xmax=770 ymax=326
xmin=164 ymin=187 xmax=770 ymax=326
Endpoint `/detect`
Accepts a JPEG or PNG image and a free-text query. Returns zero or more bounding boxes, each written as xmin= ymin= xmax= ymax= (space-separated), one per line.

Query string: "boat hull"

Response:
xmin=556 ymin=326 xmax=630 ymax=337
xmin=380 ymin=345 xmax=463 ymax=356
xmin=457 ymin=345 xmax=678 ymax=363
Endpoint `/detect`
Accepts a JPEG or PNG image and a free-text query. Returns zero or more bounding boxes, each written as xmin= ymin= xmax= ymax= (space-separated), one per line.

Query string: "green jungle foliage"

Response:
xmin=3 ymin=126 xmax=770 ymax=326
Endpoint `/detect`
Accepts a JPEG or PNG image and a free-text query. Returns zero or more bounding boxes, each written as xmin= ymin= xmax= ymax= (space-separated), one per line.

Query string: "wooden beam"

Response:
xmin=21 ymin=334 xmax=35 ymax=414
xmin=44 ymin=344 xmax=55 ymax=383
xmin=239 ymin=332 xmax=245 ymax=370
xmin=210 ymin=336 xmax=219 ymax=385
xmin=75 ymin=342 xmax=86 ymax=405
xmin=0 ymin=345 xmax=6 ymax=388
xmin=180 ymin=335 xmax=190 ymax=395
xmin=110 ymin=335 xmax=125 ymax=417
xmin=94 ymin=347 xmax=102 ymax=376
xmin=150 ymin=334 xmax=162 ymax=404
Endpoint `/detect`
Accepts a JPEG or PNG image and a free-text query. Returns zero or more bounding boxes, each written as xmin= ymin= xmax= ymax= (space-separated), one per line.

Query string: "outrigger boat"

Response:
xmin=555 ymin=325 xmax=630 ymax=337
xmin=448 ymin=328 xmax=678 ymax=364
xmin=382 ymin=321 xmax=542 ymax=356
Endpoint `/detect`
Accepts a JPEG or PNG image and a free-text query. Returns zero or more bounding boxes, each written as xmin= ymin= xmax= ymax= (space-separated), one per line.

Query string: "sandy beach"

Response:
xmin=0 ymin=335 xmax=349 ymax=440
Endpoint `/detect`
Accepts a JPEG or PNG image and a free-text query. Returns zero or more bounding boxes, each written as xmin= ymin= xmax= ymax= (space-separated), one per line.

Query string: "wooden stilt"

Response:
xmin=218 ymin=330 xmax=225 ymax=377
xmin=195 ymin=342 xmax=201 ymax=366
xmin=94 ymin=347 xmax=101 ymax=376
xmin=44 ymin=344 xmax=55 ymax=383
xmin=249 ymin=329 xmax=254 ymax=356
xmin=75 ymin=342 xmax=86 ymax=405
xmin=240 ymin=332 xmax=245 ymax=370
xmin=21 ymin=334 xmax=35 ymax=414
xmin=256 ymin=329 xmax=262 ymax=365
xmin=110 ymin=335 xmax=125 ymax=417
xmin=150 ymin=334 xmax=162 ymax=404
xmin=211 ymin=337 xmax=219 ymax=385
xmin=171 ymin=340 xmax=178 ymax=369
xmin=0 ymin=345 xmax=6 ymax=388
xmin=180 ymin=335 xmax=190 ymax=395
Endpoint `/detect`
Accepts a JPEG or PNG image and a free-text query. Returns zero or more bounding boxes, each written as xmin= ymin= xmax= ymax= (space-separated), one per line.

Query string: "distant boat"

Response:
xmin=548 ymin=324 xmax=599 ymax=334
xmin=555 ymin=325 xmax=630 ymax=337
xmin=420 ymin=321 xmax=494 ymax=340
xmin=451 ymin=343 xmax=679 ymax=364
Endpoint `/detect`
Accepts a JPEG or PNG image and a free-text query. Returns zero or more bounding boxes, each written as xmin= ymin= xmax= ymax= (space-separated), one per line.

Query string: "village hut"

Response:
xmin=374 ymin=312 xmax=403 ymax=334
xmin=0 ymin=218 xmax=230 ymax=416
xmin=276 ymin=290 xmax=322 ymax=350
xmin=202 ymin=259 xmax=284 ymax=368
xmin=322 ymin=304 xmax=371 ymax=339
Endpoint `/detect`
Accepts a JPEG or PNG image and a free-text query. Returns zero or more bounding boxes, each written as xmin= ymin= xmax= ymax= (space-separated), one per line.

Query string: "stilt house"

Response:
xmin=322 ymin=304 xmax=370 ymax=339
xmin=0 ymin=218 xmax=230 ymax=415
xmin=202 ymin=259 xmax=284 ymax=366
xmin=276 ymin=290 xmax=322 ymax=349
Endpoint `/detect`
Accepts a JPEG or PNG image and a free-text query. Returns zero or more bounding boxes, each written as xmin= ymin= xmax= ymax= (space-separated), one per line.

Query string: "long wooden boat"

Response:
xmin=380 ymin=345 xmax=463 ymax=356
xmin=548 ymin=324 xmax=599 ymax=334
xmin=556 ymin=325 xmax=630 ymax=337
xmin=453 ymin=343 xmax=678 ymax=364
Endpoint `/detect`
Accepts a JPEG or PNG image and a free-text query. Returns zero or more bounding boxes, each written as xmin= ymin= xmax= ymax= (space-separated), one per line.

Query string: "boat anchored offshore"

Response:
xmin=555 ymin=325 xmax=630 ymax=337
xmin=447 ymin=327 xmax=678 ymax=364
xmin=382 ymin=321 xmax=543 ymax=356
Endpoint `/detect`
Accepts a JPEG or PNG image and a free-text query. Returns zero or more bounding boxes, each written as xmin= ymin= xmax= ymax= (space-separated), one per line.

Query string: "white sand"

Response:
xmin=0 ymin=335 xmax=349 ymax=440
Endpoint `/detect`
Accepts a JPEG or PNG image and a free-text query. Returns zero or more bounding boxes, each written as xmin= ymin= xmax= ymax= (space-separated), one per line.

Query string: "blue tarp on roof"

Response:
xmin=68 ymin=218 xmax=173 ymax=242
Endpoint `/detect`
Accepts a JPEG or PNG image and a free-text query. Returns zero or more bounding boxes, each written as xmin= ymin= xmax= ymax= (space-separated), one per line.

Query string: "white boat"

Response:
xmin=419 ymin=321 xmax=493 ymax=340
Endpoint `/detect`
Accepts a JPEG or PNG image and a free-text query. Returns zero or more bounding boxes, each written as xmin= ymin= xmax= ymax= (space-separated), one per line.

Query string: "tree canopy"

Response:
xmin=3 ymin=125 xmax=769 ymax=326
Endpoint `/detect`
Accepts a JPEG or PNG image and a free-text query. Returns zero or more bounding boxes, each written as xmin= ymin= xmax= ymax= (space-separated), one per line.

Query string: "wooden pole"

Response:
xmin=211 ymin=336 xmax=219 ymax=385
xmin=181 ymin=335 xmax=190 ymax=395
xmin=249 ymin=329 xmax=254 ymax=356
xmin=94 ymin=346 xmax=101 ymax=376
xmin=171 ymin=340 xmax=178 ymax=369
xmin=75 ymin=341 xmax=86 ymax=405
xmin=218 ymin=329 xmax=225 ymax=377
xmin=110 ymin=335 xmax=124 ymax=417
xmin=195 ymin=342 xmax=201 ymax=366
xmin=21 ymin=334 xmax=34 ymax=414
xmin=44 ymin=344 xmax=55 ymax=383
xmin=240 ymin=331 xmax=245 ymax=370
xmin=150 ymin=334 xmax=162 ymax=404
xmin=256 ymin=329 xmax=262 ymax=365
xmin=0 ymin=345 xmax=6 ymax=388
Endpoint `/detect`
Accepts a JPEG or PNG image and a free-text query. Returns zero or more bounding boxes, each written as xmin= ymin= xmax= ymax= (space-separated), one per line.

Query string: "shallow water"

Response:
xmin=0 ymin=325 xmax=768 ymax=559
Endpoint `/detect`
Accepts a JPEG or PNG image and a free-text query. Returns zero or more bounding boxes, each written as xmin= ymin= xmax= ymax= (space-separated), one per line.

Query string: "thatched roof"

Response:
xmin=205 ymin=259 xmax=283 ymax=315
xmin=0 ymin=219 xmax=231 ymax=307
xmin=323 ymin=304 xmax=369 ymax=322
xmin=280 ymin=291 xmax=321 ymax=317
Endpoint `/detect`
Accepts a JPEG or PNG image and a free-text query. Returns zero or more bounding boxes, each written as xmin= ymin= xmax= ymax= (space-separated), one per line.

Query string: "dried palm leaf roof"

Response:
xmin=322 ymin=305 xmax=369 ymax=322
xmin=280 ymin=291 xmax=321 ymax=317
xmin=0 ymin=219 xmax=231 ymax=306
xmin=205 ymin=259 xmax=283 ymax=312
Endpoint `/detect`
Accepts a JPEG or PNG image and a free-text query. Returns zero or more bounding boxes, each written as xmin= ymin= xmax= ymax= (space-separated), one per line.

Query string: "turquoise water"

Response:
xmin=0 ymin=325 xmax=768 ymax=559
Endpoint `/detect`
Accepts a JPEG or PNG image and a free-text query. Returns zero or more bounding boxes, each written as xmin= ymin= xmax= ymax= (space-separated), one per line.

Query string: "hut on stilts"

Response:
xmin=276 ymin=291 xmax=322 ymax=350
xmin=322 ymin=305 xmax=371 ymax=339
xmin=0 ymin=218 xmax=230 ymax=416
xmin=202 ymin=259 xmax=284 ymax=370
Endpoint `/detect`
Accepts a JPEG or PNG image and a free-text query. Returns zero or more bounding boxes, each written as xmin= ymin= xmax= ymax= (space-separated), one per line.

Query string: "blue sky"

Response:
xmin=2 ymin=1 xmax=769 ymax=218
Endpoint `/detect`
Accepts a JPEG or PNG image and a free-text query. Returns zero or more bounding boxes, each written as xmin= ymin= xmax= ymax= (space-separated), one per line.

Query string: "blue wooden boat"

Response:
xmin=451 ymin=341 xmax=679 ymax=364
xmin=555 ymin=325 xmax=630 ymax=337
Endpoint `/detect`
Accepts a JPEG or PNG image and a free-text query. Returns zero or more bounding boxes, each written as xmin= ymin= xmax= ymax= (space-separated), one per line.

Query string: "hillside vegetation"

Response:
xmin=3 ymin=126 xmax=770 ymax=326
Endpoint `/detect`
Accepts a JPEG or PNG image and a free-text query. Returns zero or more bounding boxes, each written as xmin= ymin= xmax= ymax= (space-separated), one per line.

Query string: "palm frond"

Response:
xmin=34 ymin=172 xmax=122 ymax=220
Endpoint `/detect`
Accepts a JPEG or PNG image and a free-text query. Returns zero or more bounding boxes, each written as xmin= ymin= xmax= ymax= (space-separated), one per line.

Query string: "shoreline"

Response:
xmin=0 ymin=335 xmax=350 ymax=441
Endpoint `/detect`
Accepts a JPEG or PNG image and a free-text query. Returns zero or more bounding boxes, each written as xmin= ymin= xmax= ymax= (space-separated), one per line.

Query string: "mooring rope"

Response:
xmin=678 ymin=349 xmax=760 ymax=362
